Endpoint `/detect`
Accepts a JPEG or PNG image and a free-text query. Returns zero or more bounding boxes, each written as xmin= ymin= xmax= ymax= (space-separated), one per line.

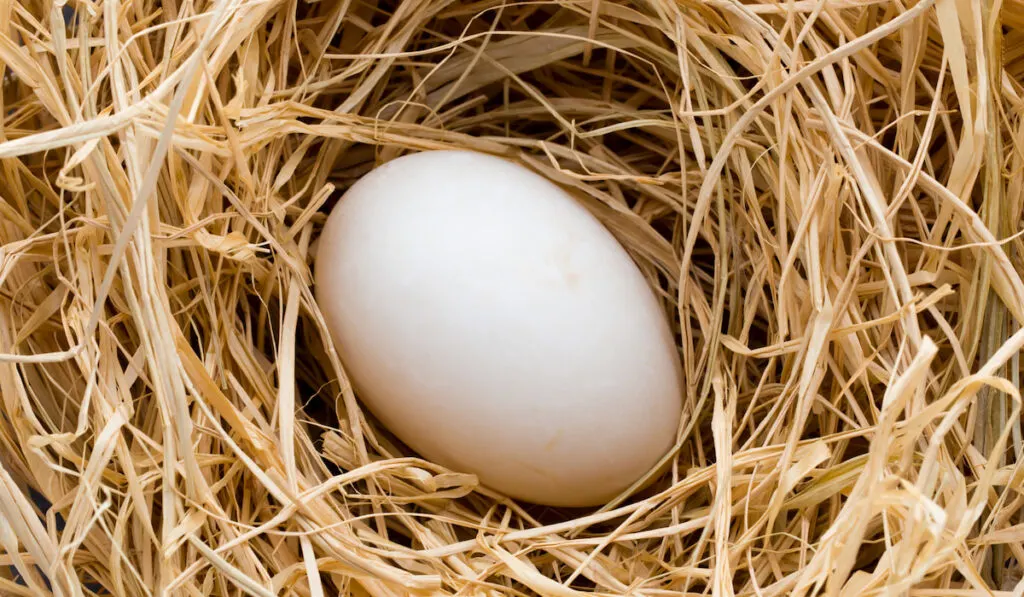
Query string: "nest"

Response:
xmin=2 ymin=0 xmax=1024 ymax=595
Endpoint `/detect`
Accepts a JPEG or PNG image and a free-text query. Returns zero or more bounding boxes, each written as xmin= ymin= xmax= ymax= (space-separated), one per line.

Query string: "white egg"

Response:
xmin=315 ymin=150 xmax=682 ymax=507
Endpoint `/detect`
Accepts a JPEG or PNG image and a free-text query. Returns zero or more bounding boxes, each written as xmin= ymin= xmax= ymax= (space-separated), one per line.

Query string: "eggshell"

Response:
xmin=315 ymin=150 xmax=682 ymax=507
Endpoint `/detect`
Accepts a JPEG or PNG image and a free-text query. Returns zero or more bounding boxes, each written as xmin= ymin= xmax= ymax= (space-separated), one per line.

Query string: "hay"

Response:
xmin=0 ymin=0 xmax=1023 ymax=594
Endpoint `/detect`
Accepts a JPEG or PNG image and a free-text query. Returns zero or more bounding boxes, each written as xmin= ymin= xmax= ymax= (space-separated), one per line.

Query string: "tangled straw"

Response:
xmin=1 ymin=0 xmax=1024 ymax=595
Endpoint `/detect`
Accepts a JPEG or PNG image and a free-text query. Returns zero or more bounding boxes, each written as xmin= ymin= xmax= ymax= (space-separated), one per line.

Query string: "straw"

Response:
xmin=1 ymin=0 xmax=1023 ymax=595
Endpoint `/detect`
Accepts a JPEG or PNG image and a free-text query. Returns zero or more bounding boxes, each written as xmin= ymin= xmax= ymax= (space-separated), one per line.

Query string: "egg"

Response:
xmin=315 ymin=150 xmax=682 ymax=507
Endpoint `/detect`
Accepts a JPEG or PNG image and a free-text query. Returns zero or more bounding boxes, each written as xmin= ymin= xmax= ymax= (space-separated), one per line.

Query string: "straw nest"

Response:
xmin=2 ymin=0 xmax=1024 ymax=595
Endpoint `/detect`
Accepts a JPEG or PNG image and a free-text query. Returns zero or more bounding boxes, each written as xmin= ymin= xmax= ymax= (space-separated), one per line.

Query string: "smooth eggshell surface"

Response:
xmin=315 ymin=150 xmax=682 ymax=507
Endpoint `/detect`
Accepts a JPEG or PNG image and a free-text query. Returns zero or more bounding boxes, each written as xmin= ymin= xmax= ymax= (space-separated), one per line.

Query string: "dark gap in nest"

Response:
xmin=326 ymin=147 xmax=377 ymax=191
xmin=253 ymin=480 xmax=278 ymax=512
xmin=294 ymin=318 xmax=327 ymax=387
xmin=296 ymin=113 xmax=321 ymax=128
xmin=297 ymin=322 xmax=338 ymax=449
xmin=688 ymin=234 xmax=719 ymax=287
xmin=80 ymin=573 xmax=108 ymax=596
xmin=729 ymin=570 xmax=752 ymax=592
xmin=568 ymin=575 xmax=597 ymax=591
xmin=800 ymin=415 xmax=823 ymax=440
xmin=617 ymin=188 xmax=640 ymax=212
xmin=187 ymin=324 xmax=205 ymax=365
xmin=509 ymin=117 xmax=571 ymax=146
xmin=721 ymin=54 xmax=759 ymax=92
xmin=879 ymin=119 xmax=900 ymax=156
xmin=520 ymin=502 xmax=606 ymax=526
xmin=745 ymin=310 xmax=772 ymax=353
xmin=115 ymin=344 xmax=134 ymax=378
xmin=384 ymin=522 xmax=416 ymax=550
xmin=449 ymin=85 xmax=546 ymax=129
xmin=294 ymin=0 xmax=323 ymax=24
xmin=10 ymin=563 xmax=54 ymax=593
xmin=929 ymin=113 xmax=960 ymax=178
xmin=840 ymin=434 xmax=872 ymax=462
xmin=929 ymin=217 xmax=955 ymax=252
xmin=517 ymin=8 xmax=559 ymax=32
xmin=651 ymin=266 xmax=675 ymax=303
xmin=853 ymin=539 xmax=889 ymax=575
xmin=601 ymin=130 xmax=677 ymax=177
xmin=649 ymin=215 xmax=676 ymax=245
xmin=919 ymin=308 xmax=941 ymax=339
xmin=367 ymin=1 xmax=402 ymax=28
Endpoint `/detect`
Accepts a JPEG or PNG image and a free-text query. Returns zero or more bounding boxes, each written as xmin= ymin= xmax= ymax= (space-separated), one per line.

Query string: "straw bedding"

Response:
xmin=1 ymin=0 xmax=1023 ymax=595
